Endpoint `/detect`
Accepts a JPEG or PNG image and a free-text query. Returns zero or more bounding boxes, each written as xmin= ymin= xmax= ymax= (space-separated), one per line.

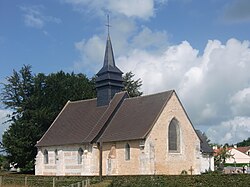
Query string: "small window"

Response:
xmin=44 ymin=149 xmax=48 ymax=164
xmin=78 ymin=148 xmax=83 ymax=164
xmin=55 ymin=149 xmax=58 ymax=164
xmin=125 ymin=143 xmax=130 ymax=160
xmin=168 ymin=118 xmax=180 ymax=152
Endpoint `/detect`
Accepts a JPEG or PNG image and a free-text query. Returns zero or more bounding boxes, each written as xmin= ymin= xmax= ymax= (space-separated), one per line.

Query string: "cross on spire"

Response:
xmin=105 ymin=14 xmax=111 ymax=35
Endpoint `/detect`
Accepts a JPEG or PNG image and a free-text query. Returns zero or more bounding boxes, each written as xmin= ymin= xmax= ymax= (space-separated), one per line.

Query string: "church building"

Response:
xmin=35 ymin=33 xmax=213 ymax=176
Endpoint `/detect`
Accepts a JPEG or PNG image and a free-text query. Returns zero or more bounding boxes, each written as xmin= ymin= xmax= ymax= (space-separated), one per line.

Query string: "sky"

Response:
xmin=1 ymin=0 xmax=250 ymax=145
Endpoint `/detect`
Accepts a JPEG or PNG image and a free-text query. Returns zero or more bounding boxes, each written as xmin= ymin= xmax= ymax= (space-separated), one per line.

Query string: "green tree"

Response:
xmin=237 ymin=137 xmax=250 ymax=147
xmin=0 ymin=155 xmax=9 ymax=170
xmin=1 ymin=66 xmax=142 ymax=171
xmin=123 ymin=71 xmax=143 ymax=97
xmin=1 ymin=65 xmax=96 ymax=171
xmin=214 ymin=146 xmax=233 ymax=171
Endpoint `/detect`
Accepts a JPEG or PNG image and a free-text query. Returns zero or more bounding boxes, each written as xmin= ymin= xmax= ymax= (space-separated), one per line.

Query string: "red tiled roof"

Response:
xmin=237 ymin=146 xmax=250 ymax=154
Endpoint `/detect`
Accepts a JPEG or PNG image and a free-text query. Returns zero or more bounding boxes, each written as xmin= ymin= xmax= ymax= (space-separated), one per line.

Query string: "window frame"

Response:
xmin=78 ymin=148 xmax=83 ymax=164
xmin=125 ymin=143 xmax=130 ymax=160
xmin=44 ymin=149 xmax=49 ymax=164
xmin=55 ymin=149 xmax=58 ymax=164
xmin=168 ymin=118 xmax=180 ymax=153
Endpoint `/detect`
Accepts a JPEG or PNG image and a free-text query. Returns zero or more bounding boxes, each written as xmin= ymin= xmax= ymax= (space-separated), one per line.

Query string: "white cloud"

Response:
xmin=62 ymin=0 xmax=167 ymax=19
xmin=20 ymin=5 xmax=62 ymax=29
xmin=132 ymin=26 xmax=169 ymax=50
xmin=109 ymin=0 xmax=154 ymax=19
xmin=206 ymin=116 xmax=250 ymax=144
xmin=230 ymin=87 xmax=250 ymax=116
xmin=74 ymin=35 xmax=105 ymax=74
xmin=118 ymin=40 xmax=199 ymax=94
xmin=73 ymin=23 xmax=169 ymax=74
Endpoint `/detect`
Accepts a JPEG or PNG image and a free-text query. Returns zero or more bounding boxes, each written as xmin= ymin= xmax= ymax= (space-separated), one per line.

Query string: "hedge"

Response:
xmin=107 ymin=174 xmax=250 ymax=187
xmin=1 ymin=173 xmax=250 ymax=187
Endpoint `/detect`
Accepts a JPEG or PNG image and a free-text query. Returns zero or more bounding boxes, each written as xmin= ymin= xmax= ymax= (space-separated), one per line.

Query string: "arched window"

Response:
xmin=78 ymin=148 xmax=83 ymax=164
xmin=44 ymin=149 xmax=48 ymax=164
xmin=125 ymin=143 xmax=130 ymax=160
xmin=55 ymin=149 xmax=58 ymax=164
xmin=168 ymin=118 xmax=180 ymax=152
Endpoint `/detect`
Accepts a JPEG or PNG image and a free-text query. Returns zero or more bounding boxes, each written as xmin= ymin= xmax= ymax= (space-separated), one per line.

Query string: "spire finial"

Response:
xmin=105 ymin=14 xmax=111 ymax=35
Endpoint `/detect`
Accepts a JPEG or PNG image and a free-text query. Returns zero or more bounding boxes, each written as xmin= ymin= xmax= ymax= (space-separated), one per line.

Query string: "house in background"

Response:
xmin=35 ymin=33 xmax=213 ymax=176
xmin=214 ymin=146 xmax=250 ymax=173
xmin=226 ymin=147 xmax=250 ymax=166
xmin=237 ymin=146 xmax=250 ymax=156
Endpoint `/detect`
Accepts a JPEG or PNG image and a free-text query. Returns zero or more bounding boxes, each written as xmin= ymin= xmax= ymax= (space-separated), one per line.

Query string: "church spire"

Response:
xmin=96 ymin=16 xmax=124 ymax=107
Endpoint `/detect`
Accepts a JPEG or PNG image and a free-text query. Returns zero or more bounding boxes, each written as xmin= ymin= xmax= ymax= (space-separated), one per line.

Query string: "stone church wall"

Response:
xmin=145 ymin=92 xmax=201 ymax=175
xmin=102 ymin=140 xmax=155 ymax=175
xmin=35 ymin=144 xmax=99 ymax=176
xmin=101 ymin=92 xmax=201 ymax=175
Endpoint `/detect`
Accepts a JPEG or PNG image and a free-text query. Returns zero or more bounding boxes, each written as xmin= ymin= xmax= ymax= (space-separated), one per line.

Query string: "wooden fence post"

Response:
xmin=53 ymin=177 xmax=56 ymax=187
xmin=88 ymin=178 xmax=90 ymax=186
xmin=25 ymin=176 xmax=28 ymax=186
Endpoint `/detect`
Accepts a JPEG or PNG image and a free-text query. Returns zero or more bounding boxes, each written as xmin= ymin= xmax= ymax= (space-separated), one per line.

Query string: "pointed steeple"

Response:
xmin=96 ymin=34 xmax=123 ymax=75
xmin=96 ymin=34 xmax=124 ymax=106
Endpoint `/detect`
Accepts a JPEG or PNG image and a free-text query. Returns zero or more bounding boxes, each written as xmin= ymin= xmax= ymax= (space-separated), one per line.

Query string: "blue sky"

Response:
xmin=1 ymin=0 xmax=250 ymax=144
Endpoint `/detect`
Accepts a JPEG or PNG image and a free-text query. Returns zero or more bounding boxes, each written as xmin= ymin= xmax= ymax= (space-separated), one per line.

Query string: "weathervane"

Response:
xmin=105 ymin=14 xmax=111 ymax=35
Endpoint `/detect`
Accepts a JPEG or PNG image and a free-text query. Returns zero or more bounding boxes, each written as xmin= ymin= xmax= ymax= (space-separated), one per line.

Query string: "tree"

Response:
xmin=214 ymin=146 xmax=233 ymax=171
xmin=123 ymin=71 xmax=143 ymax=97
xmin=1 ymin=65 xmax=96 ymax=171
xmin=1 ymin=66 xmax=142 ymax=171
xmin=237 ymin=137 xmax=250 ymax=147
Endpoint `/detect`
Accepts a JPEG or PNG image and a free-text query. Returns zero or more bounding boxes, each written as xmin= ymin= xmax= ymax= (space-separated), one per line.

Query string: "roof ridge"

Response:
xmin=125 ymin=89 xmax=174 ymax=101
xmin=69 ymin=98 xmax=97 ymax=104
xmin=83 ymin=91 xmax=128 ymax=143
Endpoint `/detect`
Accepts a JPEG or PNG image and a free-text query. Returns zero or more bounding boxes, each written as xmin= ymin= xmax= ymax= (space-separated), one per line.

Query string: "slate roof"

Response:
xmin=83 ymin=92 xmax=128 ymax=143
xmin=36 ymin=99 xmax=108 ymax=147
xmin=96 ymin=34 xmax=123 ymax=76
xmin=36 ymin=90 xmax=174 ymax=147
xmin=196 ymin=130 xmax=213 ymax=154
xmin=99 ymin=90 xmax=173 ymax=142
